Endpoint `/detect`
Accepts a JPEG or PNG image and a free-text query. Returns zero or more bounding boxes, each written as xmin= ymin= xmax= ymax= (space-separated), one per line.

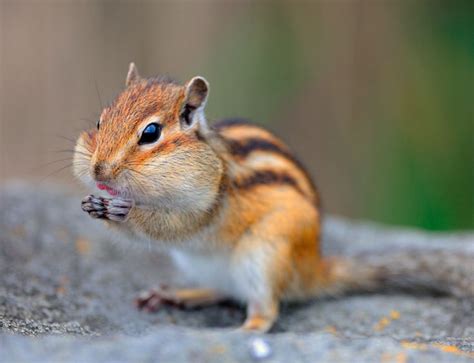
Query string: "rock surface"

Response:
xmin=0 ymin=183 xmax=473 ymax=362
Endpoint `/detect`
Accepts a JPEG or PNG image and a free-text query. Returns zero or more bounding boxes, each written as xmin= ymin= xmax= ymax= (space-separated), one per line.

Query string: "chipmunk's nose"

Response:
xmin=92 ymin=161 xmax=113 ymax=182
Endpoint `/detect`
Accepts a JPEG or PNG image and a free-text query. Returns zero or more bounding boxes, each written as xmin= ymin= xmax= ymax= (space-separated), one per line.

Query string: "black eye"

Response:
xmin=97 ymin=120 xmax=100 ymax=130
xmin=138 ymin=123 xmax=161 ymax=145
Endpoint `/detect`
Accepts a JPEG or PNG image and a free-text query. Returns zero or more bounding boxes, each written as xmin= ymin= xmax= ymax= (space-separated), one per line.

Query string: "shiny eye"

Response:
xmin=138 ymin=123 xmax=161 ymax=145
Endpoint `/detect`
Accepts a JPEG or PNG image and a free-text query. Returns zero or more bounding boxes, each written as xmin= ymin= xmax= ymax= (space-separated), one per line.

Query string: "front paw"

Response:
xmin=81 ymin=195 xmax=134 ymax=222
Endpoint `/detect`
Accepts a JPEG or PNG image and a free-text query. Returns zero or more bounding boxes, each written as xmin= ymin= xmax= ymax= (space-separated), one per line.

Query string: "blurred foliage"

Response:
xmin=202 ymin=1 xmax=473 ymax=231
xmin=365 ymin=1 xmax=474 ymax=230
xmin=1 ymin=1 xmax=472 ymax=231
xmin=202 ymin=3 xmax=307 ymax=123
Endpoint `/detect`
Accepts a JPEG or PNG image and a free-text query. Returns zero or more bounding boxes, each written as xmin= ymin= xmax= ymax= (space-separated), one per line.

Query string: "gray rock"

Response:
xmin=0 ymin=182 xmax=473 ymax=362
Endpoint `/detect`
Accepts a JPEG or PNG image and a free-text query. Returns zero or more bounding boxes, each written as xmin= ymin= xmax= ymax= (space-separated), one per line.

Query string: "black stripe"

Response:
xmin=212 ymin=118 xmax=256 ymax=130
xmin=211 ymin=118 xmax=319 ymax=205
xmin=226 ymin=137 xmax=318 ymax=200
xmin=232 ymin=170 xmax=305 ymax=197
xmin=227 ymin=137 xmax=290 ymax=159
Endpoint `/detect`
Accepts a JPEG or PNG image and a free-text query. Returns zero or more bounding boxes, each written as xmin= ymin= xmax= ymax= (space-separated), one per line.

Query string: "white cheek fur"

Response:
xmin=72 ymin=140 xmax=93 ymax=187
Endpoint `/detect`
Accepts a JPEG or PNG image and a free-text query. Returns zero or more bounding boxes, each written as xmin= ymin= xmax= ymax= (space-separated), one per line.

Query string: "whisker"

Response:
xmin=94 ymin=79 xmax=104 ymax=110
xmin=80 ymin=117 xmax=96 ymax=127
xmin=56 ymin=135 xmax=77 ymax=144
xmin=126 ymin=170 xmax=148 ymax=197
xmin=32 ymin=158 xmax=74 ymax=172
xmin=125 ymin=162 xmax=157 ymax=169
xmin=74 ymin=169 xmax=90 ymax=179
xmin=39 ymin=164 xmax=73 ymax=184
xmin=126 ymin=172 xmax=144 ymax=194
xmin=53 ymin=149 xmax=91 ymax=158
xmin=126 ymin=166 xmax=149 ymax=178
xmin=52 ymin=149 xmax=76 ymax=153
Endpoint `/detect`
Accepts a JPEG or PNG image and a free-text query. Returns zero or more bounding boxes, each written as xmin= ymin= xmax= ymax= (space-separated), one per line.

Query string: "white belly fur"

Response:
xmin=169 ymin=241 xmax=275 ymax=305
xmin=170 ymin=249 xmax=241 ymax=299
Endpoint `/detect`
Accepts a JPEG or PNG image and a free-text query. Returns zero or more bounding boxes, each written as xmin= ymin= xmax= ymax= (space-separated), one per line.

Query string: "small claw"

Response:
xmin=135 ymin=287 xmax=190 ymax=313
xmin=143 ymin=296 xmax=162 ymax=312
xmin=81 ymin=202 xmax=92 ymax=212
xmin=89 ymin=210 xmax=106 ymax=219
xmin=81 ymin=195 xmax=92 ymax=203
xmin=135 ymin=290 xmax=162 ymax=311
xmin=109 ymin=198 xmax=134 ymax=208
xmin=81 ymin=195 xmax=133 ymax=222
xmin=81 ymin=201 xmax=105 ymax=213
xmin=107 ymin=197 xmax=133 ymax=222
xmin=106 ymin=212 xmax=128 ymax=222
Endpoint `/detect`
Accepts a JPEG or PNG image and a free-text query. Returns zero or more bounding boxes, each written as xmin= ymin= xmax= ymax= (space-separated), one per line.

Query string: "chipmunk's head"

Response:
xmin=74 ymin=63 xmax=223 ymax=211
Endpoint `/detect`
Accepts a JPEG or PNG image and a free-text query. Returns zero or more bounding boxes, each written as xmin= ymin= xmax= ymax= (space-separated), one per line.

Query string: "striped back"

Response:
xmin=212 ymin=119 xmax=319 ymax=206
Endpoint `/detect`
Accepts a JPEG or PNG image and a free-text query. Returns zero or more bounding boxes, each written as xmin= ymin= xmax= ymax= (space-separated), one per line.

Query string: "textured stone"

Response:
xmin=0 ymin=183 xmax=473 ymax=362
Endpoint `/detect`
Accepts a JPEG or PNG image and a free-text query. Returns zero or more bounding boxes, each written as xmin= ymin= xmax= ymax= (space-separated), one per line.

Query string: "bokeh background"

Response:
xmin=1 ymin=0 xmax=472 ymax=230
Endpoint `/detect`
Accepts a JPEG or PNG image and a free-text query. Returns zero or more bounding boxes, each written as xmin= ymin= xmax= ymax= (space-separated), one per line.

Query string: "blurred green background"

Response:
xmin=1 ymin=1 xmax=472 ymax=230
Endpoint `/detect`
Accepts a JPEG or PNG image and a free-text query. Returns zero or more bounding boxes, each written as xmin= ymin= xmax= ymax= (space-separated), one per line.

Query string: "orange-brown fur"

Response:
xmin=74 ymin=63 xmax=473 ymax=333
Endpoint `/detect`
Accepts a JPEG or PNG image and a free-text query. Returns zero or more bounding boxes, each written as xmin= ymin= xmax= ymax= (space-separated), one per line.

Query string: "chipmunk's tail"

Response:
xmin=318 ymin=251 xmax=474 ymax=298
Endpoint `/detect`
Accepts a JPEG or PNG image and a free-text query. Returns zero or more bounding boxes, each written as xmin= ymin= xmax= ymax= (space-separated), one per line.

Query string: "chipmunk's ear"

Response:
xmin=180 ymin=76 xmax=209 ymax=129
xmin=125 ymin=62 xmax=141 ymax=87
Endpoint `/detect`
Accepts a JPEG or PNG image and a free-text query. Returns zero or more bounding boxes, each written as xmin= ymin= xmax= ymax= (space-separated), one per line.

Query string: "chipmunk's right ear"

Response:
xmin=125 ymin=62 xmax=141 ymax=87
xmin=180 ymin=76 xmax=209 ymax=129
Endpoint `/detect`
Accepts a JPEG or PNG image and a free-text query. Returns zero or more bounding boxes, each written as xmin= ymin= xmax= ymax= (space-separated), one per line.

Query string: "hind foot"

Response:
xmin=135 ymin=286 xmax=222 ymax=312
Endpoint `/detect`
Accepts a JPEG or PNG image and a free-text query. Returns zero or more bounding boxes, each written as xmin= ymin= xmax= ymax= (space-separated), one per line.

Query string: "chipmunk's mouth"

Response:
xmin=97 ymin=183 xmax=121 ymax=197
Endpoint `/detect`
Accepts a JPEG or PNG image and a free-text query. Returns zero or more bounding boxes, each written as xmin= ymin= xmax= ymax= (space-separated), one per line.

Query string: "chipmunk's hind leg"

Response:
xmin=241 ymin=299 xmax=279 ymax=332
xmin=135 ymin=286 xmax=223 ymax=312
xmin=231 ymin=199 xmax=320 ymax=333
xmin=233 ymin=237 xmax=290 ymax=333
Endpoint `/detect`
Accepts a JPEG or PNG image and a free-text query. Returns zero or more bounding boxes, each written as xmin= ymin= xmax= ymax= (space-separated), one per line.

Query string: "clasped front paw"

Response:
xmin=81 ymin=194 xmax=134 ymax=222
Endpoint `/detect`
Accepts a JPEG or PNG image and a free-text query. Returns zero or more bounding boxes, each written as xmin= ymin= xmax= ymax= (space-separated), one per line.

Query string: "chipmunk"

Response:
xmin=73 ymin=63 xmax=473 ymax=332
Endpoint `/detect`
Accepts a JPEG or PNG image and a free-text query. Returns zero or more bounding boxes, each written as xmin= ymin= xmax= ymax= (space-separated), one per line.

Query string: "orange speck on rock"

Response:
xmin=54 ymin=228 xmax=70 ymax=241
xmin=75 ymin=237 xmax=91 ymax=255
xmin=390 ymin=310 xmax=400 ymax=320
xmin=401 ymin=341 xmax=427 ymax=351
xmin=396 ymin=352 xmax=407 ymax=363
xmin=401 ymin=341 xmax=472 ymax=358
xmin=374 ymin=317 xmax=391 ymax=331
xmin=56 ymin=276 xmax=69 ymax=295
xmin=210 ymin=344 xmax=226 ymax=354
xmin=9 ymin=225 xmax=26 ymax=238
xmin=380 ymin=352 xmax=407 ymax=363
xmin=375 ymin=310 xmax=401 ymax=332
xmin=432 ymin=343 xmax=462 ymax=355
xmin=324 ymin=325 xmax=338 ymax=335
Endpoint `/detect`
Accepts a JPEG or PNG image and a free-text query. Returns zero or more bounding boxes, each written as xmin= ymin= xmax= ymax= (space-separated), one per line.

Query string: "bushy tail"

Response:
xmin=320 ymin=250 xmax=474 ymax=298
